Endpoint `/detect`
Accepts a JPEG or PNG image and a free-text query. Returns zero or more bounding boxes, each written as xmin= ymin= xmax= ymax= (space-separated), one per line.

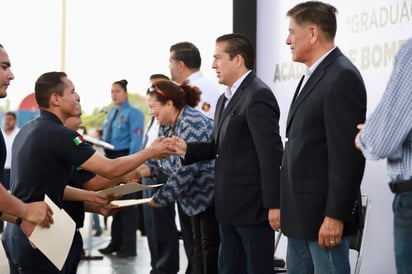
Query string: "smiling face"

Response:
xmin=58 ymin=76 xmax=81 ymax=119
xmin=146 ymin=94 xmax=174 ymax=126
xmin=0 ymin=47 xmax=15 ymax=98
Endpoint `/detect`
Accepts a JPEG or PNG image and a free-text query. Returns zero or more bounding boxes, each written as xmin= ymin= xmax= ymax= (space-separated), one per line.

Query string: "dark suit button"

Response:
xmin=216 ymin=154 xmax=219 ymax=158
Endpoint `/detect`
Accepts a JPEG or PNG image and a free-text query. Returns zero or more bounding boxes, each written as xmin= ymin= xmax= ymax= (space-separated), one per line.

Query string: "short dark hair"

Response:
xmin=4 ymin=111 xmax=16 ymax=120
xmin=216 ymin=33 xmax=255 ymax=70
xmin=150 ymin=74 xmax=170 ymax=81
xmin=170 ymin=42 xmax=201 ymax=69
xmin=35 ymin=72 xmax=67 ymax=108
xmin=287 ymin=1 xmax=337 ymax=41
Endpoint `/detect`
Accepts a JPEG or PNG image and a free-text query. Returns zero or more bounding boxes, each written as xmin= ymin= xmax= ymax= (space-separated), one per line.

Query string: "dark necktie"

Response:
xmin=105 ymin=108 xmax=119 ymax=143
xmin=291 ymin=75 xmax=305 ymax=105
xmin=217 ymin=96 xmax=227 ymax=122
xmin=142 ymin=116 xmax=155 ymax=149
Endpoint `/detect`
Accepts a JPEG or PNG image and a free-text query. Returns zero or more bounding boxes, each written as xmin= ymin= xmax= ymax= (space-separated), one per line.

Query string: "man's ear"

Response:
xmin=49 ymin=92 xmax=60 ymax=106
xmin=234 ymin=54 xmax=244 ymax=68
xmin=308 ymin=25 xmax=319 ymax=44
xmin=177 ymin=60 xmax=186 ymax=71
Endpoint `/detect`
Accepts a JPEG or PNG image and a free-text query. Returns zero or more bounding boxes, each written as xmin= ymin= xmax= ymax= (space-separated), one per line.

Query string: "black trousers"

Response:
xmin=104 ymin=149 xmax=140 ymax=253
xmin=2 ymin=224 xmax=82 ymax=274
xmin=192 ymin=204 xmax=220 ymax=274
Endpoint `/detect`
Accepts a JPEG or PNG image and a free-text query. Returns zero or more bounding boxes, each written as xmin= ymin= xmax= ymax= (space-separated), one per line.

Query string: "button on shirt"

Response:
xmin=102 ymin=101 xmax=145 ymax=154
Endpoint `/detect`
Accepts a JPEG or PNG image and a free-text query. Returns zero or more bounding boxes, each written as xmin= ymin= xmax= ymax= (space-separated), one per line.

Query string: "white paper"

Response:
xmin=29 ymin=195 xmax=76 ymax=271
xmin=97 ymin=183 xmax=163 ymax=197
xmin=82 ymin=134 xmax=114 ymax=150
xmin=111 ymin=198 xmax=152 ymax=207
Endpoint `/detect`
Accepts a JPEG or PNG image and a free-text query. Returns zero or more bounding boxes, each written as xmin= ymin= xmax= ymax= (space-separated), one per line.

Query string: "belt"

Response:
xmin=389 ymin=179 xmax=412 ymax=194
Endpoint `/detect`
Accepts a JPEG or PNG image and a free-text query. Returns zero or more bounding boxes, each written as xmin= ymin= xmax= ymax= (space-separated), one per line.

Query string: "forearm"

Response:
xmin=82 ymin=174 xmax=122 ymax=191
xmin=84 ymin=202 xmax=100 ymax=213
xmin=63 ymin=185 xmax=97 ymax=202
xmin=0 ymin=212 xmax=20 ymax=224
xmin=136 ymin=164 xmax=151 ymax=178
xmin=107 ymin=149 xmax=155 ymax=178
xmin=82 ymin=147 xmax=156 ymax=179
xmin=0 ymin=185 xmax=27 ymax=218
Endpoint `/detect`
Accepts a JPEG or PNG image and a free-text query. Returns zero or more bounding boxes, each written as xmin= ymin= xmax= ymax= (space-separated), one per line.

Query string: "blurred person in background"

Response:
xmin=169 ymin=41 xmax=220 ymax=120
xmin=98 ymin=79 xmax=145 ymax=258
xmin=0 ymin=111 xmax=19 ymax=232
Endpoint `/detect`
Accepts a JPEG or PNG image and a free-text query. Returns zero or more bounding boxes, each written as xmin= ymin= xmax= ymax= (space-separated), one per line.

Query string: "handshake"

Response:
xmin=148 ymin=136 xmax=187 ymax=159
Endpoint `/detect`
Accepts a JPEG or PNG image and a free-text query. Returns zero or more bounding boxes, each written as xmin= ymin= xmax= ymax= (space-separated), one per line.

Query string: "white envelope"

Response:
xmin=111 ymin=198 xmax=152 ymax=207
xmin=29 ymin=195 xmax=76 ymax=271
xmin=97 ymin=183 xmax=163 ymax=197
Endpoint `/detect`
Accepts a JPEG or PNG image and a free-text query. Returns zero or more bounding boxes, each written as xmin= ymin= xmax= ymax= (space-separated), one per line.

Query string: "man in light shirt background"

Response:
xmin=0 ymin=111 xmax=19 ymax=232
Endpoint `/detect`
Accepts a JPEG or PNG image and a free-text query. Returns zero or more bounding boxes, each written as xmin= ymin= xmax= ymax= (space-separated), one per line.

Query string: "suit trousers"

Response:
xmin=218 ymin=222 xmax=274 ymax=274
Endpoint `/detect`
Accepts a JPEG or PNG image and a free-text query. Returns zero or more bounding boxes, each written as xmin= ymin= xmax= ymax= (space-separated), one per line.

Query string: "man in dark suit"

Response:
xmin=170 ymin=33 xmax=283 ymax=274
xmin=281 ymin=2 xmax=367 ymax=274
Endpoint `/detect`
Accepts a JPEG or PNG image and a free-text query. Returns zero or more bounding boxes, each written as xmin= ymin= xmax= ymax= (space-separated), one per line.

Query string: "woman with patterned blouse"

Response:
xmin=140 ymin=79 xmax=219 ymax=274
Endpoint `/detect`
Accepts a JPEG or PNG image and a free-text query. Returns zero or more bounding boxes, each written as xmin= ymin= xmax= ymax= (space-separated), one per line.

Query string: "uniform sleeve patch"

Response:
xmin=73 ymin=135 xmax=84 ymax=146
xmin=135 ymin=128 xmax=143 ymax=136
xmin=202 ymin=102 xmax=211 ymax=112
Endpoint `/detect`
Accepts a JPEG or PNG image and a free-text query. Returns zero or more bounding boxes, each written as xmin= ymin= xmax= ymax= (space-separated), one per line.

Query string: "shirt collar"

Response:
xmin=187 ymin=71 xmax=202 ymax=84
xmin=40 ymin=109 xmax=63 ymax=125
xmin=306 ymin=47 xmax=336 ymax=77
xmin=116 ymin=100 xmax=130 ymax=111
xmin=225 ymin=70 xmax=252 ymax=99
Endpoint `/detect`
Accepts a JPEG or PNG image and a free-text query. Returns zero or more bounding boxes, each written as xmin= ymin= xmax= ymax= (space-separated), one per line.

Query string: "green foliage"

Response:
xmin=81 ymin=93 xmax=150 ymax=130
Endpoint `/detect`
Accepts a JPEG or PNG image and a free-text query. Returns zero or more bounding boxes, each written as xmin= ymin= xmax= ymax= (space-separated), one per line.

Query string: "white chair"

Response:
xmin=274 ymin=231 xmax=287 ymax=273
xmin=274 ymin=194 xmax=371 ymax=274
xmin=350 ymin=194 xmax=371 ymax=274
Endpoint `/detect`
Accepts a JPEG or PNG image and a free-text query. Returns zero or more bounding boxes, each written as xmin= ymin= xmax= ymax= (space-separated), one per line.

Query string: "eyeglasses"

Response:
xmin=148 ymin=84 xmax=170 ymax=99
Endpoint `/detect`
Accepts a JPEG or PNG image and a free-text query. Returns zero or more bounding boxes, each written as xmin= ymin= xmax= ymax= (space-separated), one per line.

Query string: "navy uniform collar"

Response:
xmin=39 ymin=109 xmax=63 ymax=125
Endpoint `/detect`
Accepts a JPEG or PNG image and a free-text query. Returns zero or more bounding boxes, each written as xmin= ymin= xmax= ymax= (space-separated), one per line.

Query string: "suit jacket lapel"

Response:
xmin=286 ymin=48 xmax=342 ymax=132
xmin=214 ymin=94 xmax=227 ymax=141
xmin=214 ymin=71 xmax=255 ymax=146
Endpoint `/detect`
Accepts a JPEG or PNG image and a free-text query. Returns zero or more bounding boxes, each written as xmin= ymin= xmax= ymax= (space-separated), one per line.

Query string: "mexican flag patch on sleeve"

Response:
xmin=73 ymin=135 xmax=84 ymax=146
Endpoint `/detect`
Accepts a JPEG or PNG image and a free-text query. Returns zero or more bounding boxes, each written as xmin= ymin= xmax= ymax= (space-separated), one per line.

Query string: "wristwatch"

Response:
xmin=16 ymin=217 xmax=23 ymax=226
